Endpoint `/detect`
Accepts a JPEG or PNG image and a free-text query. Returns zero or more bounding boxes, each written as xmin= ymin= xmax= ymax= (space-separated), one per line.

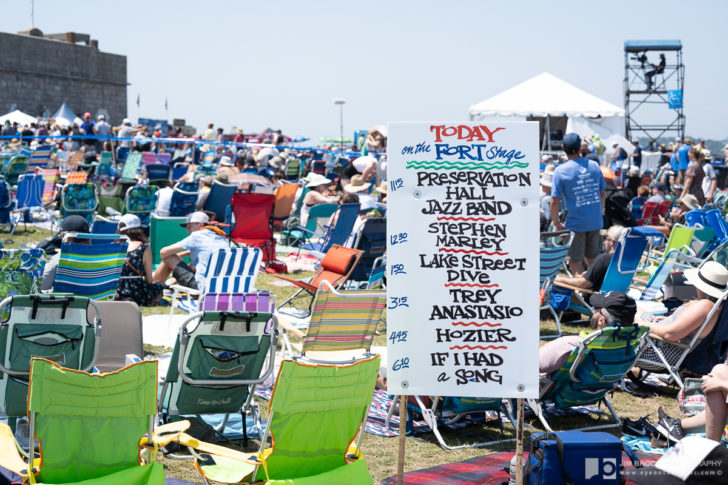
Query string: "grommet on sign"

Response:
xmin=517 ymin=384 xmax=525 ymax=392
xmin=401 ymin=380 xmax=409 ymax=389
xmin=520 ymin=198 xmax=528 ymax=207
xmin=413 ymin=190 xmax=422 ymax=199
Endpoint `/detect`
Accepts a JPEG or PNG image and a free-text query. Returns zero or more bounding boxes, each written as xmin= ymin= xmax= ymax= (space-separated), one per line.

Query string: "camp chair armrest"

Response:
xmin=169 ymin=284 xmax=201 ymax=296
xmin=552 ymin=282 xmax=598 ymax=294
xmin=295 ymin=225 xmax=324 ymax=239
xmin=0 ymin=423 xmax=32 ymax=476
xmin=647 ymin=334 xmax=690 ymax=349
xmin=148 ymin=420 xmax=191 ymax=448
xmin=177 ymin=432 xmax=262 ymax=465
xmin=278 ymin=317 xmax=306 ymax=339
xmin=272 ymin=274 xmax=318 ymax=293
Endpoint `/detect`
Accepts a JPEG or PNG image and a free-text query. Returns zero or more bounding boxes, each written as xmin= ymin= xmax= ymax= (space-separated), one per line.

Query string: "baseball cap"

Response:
xmin=589 ymin=292 xmax=637 ymax=325
xmin=122 ymin=118 xmax=131 ymax=125
xmin=653 ymin=182 xmax=667 ymax=192
xmin=60 ymin=215 xmax=90 ymax=233
xmin=84 ymin=112 xmax=91 ymax=118
xmin=561 ymin=133 xmax=581 ymax=149
xmin=98 ymin=114 xmax=105 ymax=120
xmin=180 ymin=211 xmax=210 ymax=227
xmin=118 ymin=214 xmax=141 ymax=232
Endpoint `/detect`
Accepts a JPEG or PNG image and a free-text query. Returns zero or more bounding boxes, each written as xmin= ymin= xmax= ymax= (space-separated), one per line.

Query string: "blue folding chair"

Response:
xmin=92 ymin=215 xmax=120 ymax=234
xmin=145 ymin=164 xmax=172 ymax=184
xmin=0 ymin=180 xmax=14 ymax=232
xmin=539 ymin=231 xmax=574 ymax=338
xmin=168 ymin=181 xmax=199 ymax=217
xmin=203 ymin=180 xmax=238 ymax=222
xmin=12 ymin=173 xmax=46 ymax=231
xmin=298 ymin=203 xmax=360 ymax=254
xmin=60 ymin=183 xmax=99 ymax=226
xmin=172 ymin=163 xmax=189 ymax=182
xmin=350 ymin=217 xmax=386 ymax=284
xmin=124 ymin=185 xmax=158 ymax=226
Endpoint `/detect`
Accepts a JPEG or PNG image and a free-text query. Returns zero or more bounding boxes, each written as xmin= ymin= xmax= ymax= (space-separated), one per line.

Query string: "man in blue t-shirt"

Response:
xmin=153 ymin=211 xmax=230 ymax=290
xmin=551 ymin=133 xmax=607 ymax=275
xmin=631 ymin=139 xmax=642 ymax=168
xmin=676 ymin=139 xmax=692 ymax=184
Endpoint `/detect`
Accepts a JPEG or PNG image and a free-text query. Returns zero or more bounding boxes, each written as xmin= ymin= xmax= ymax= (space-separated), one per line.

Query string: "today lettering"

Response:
xmin=430 ymin=124 xmax=506 ymax=143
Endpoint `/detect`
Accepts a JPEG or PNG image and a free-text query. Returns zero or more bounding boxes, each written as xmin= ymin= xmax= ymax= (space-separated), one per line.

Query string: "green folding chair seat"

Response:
xmin=150 ymin=213 xmax=189 ymax=267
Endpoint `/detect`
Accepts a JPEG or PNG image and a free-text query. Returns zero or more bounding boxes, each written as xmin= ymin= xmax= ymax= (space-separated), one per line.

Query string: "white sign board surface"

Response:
xmin=386 ymin=122 xmax=539 ymax=398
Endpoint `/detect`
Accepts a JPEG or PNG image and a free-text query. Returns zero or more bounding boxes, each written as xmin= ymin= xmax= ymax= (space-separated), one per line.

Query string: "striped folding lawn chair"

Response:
xmin=279 ymin=280 xmax=385 ymax=363
xmin=54 ymin=233 xmax=129 ymax=300
xmin=40 ymin=168 xmax=59 ymax=205
xmin=539 ymin=231 xmax=574 ymax=338
xmin=168 ymin=247 xmax=262 ymax=319
xmin=29 ymin=144 xmax=53 ymax=168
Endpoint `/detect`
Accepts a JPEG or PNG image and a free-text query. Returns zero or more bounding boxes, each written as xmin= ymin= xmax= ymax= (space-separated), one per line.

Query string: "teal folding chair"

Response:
xmin=539 ymin=231 xmax=574 ymax=338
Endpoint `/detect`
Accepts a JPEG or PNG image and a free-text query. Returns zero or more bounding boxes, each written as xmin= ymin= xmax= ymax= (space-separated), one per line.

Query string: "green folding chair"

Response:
xmin=0 ymin=358 xmax=184 ymax=484
xmin=159 ymin=309 xmax=278 ymax=443
xmin=150 ymin=213 xmax=189 ymax=267
xmin=120 ymin=151 xmax=142 ymax=183
xmin=0 ymin=295 xmax=100 ymax=419
xmin=175 ymin=356 xmax=380 ymax=484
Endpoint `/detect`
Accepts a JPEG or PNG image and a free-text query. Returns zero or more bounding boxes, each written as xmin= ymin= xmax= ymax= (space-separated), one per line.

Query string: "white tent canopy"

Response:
xmin=0 ymin=109 xmax=37 ymax=127
xmin=469 ymin=72 xmax=625 ymax=118
xmin=51 ymin=102 xmax=82 ymax=128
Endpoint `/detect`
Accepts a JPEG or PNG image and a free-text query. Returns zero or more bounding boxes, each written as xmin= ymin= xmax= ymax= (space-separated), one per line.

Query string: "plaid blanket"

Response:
xmin=381 ymin=450 xmax=661 ymax=484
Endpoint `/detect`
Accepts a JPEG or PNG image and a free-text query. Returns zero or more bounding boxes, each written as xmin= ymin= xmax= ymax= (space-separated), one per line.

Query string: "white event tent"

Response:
xmin=0 ymin=109 xmax=38 ymax=127
xmin=468 ymin=72 xmax=628 ymax=152
xmin=51 ymin=102 xmax=83 ymax=128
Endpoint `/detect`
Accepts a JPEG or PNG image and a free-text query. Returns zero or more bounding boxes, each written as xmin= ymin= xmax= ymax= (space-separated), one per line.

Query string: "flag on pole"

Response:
xmin=165 ymin=97 xmax=168 ymax=111
xmin=136 ymin=94 xmax=140 ymax=107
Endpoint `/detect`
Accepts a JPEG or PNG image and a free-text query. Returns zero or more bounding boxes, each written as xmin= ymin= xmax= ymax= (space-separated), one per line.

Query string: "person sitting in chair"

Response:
xmin=539 ymin=292 xmax=637 ymax=390
xmin=636 ymin=262 xmax=728 ymax=345
xmin=554 ymin=225 xmax=624 ymax=291
xmin=152 ymin=211 xmax=228 ymax=291
xmin=645 ymin=53 xmax=666 ymax=90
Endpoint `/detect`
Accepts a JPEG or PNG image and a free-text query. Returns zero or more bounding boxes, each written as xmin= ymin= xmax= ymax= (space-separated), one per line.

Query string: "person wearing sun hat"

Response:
xmin=301 ymin=173 xmax=337 ymax=225
xmin=636 ymin=261 xmax=728 ymax=346
xmin=152 ymin=211 xmax=228 ymax=291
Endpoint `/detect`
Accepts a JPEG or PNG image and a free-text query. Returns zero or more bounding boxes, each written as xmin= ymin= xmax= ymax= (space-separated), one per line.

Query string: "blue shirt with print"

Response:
xmin=551 ymin=158 xmax=606 ymax=232
xmin=677 ymin=144 xmax=691 ymax=171
xmin=178 ymin=229 xmax=229 ymax=290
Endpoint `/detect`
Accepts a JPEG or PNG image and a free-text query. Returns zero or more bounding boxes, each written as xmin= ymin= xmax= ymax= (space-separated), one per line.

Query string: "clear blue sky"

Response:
xmin=2 ymin=0 xmax=726 ymax=140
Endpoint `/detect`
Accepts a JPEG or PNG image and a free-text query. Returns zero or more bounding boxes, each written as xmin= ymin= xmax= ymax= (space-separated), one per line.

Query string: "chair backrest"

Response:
xmin=229 ymin=192 xmax=275 ymax=242
xmin=169 ymin=180 xmax=199 ymax=217
xmin=539 ymin=232 xmax=573 ymax=289
xmin=682 ymin=292 xmax=728 ymax=374
xmin=150 ymin=214 xmax=189 ymax=267
xmin=5 ymin=155 xmax=28 ymax=185
xmin=310 ymin=244 xmax=364 ymax=289
xmin=640 ymin=201 xmax=659 ymax=225
xmin=201 ymin=289 xmax=274 ymax=313
xmin=705 ymin=209 xmax=728 ymax=242
xmin=260 ymin=356 xmax=380 ymax=481
xmin=310 ymin=203 xmax=361 ymax=253
xmin=55 ymin=233 xmax=129 ymax=300
xmin=65 ymin=170 xmax=88 ymax=184
xmin=125 ymin=185 xmax=159 ymax=225
xmin=0 ymin=249 xmax=45 ymax=300
xmin=120 ymin=151 xmax=142 ymax=183
xmin=40 ymin=168 xmax=59 ymax=205
xmin=545 ymin=324 xmax=648 ymax=407
xmin=272 ymin=183 xmax=298 ymax=219
xmin=657 ymin=199 xmax=673 ymax=217
xmin=156 ymin=152 xmax=171 ymax=165
xmin=29 ymin=144 xmax=52 ymax=168
xmin=61 ymin=183 xmax=98 ymax=224
xmin=292 ymin=186 xmax=309 ymax=217
xmin=91 ymin=215 xmax=120 ymax=234
xmin=304 ymin=203 xmax=338 ymax=235
xmin=89 ymin=300 xmax=143 ymax=372
xmin=172 ymin=162 xmax=189 ymax=182
xmin=141 ymin=151 xmax=157 ymax=165
xmin=162 ymin=310 xmax=275 ymax=416
xmin=601 ymin=226 xmax=663 ymax=293
xmin=284 ymin=158 xmax=301 ymax=181
xmin=0 ymin=180 xmax=11 ymax=224
xmin=350 ymin=217 xmax=387 ymax=282
xmin=685 ymin=209 xmax=706 ymax=227
xmin=15 ymin=173 xmax=45 ymax=209
xmin=663 ymin=224 xmax=696 ymax=256
xmin=204 ymin=180 xmax=238 ymax=222
xmin=0 ymin=295 xmax=99 ymax=417
xmin=303 ymin=281 xmax=385 ymax=355
xmin=145 ymin=163 xmax=172 ymax=183
xmin=29 ymin=358 xmax=157 ymax=484
xmin=202 ymin=247 xmax=262 ymax=295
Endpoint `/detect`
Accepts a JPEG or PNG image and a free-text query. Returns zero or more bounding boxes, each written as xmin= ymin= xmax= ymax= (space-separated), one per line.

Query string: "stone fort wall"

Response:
xmin=0 ymin=32 xmax=127 ymax=125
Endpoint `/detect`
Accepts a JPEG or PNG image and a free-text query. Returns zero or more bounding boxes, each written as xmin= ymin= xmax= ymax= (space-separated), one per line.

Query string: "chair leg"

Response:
xmin=527 ymin=398 xmax=554 ymax=432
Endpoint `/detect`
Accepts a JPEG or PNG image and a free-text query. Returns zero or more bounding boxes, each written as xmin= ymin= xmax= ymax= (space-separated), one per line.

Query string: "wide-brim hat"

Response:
xmin=677 ymin=194 xmax=700 ymax=211
xmin=684 ymin=261 xmax=728 ymax=299
xmin=344 ymin=174 xmax=372 ymax=193
xmin=8 ymin=138 xmax=21 ymax=147
xmin=540 ymin=171 xmax=553 ymax=187
xmin=305 ymin=174 xmax=332 ymax=188
xmin=375 ymin=181 xmax=387 ymax=195
xmin=219 ymin=156 xmax=233 ymax=166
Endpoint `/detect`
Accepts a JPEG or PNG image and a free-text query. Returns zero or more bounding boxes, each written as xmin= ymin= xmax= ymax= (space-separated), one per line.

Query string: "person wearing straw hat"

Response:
xmin=636 ymin=261 xmax=728 ymax=345
xmin=301 ymin=174 xmax=337 ymax=226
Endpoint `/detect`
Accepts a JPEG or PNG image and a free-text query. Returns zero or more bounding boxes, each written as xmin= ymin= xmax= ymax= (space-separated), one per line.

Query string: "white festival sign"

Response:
xmin=387 ymin=121 xmax=539 ymax=398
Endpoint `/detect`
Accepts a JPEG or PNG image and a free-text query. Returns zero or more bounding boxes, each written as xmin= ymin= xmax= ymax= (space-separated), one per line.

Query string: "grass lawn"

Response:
xmin=6 ymin=226 xmax=680 ymax=484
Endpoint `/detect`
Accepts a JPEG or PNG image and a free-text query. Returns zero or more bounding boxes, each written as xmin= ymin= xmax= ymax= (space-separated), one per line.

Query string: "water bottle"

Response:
xmin=508 ymin=454 xmax=518 ymax=485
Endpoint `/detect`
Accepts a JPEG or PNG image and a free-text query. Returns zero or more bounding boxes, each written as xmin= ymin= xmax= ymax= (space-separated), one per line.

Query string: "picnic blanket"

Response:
xmin=380 ymin=450 xmax=661 ymax=484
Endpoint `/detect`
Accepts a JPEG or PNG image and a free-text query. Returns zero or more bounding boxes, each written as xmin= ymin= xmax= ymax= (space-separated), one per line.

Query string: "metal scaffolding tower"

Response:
xmin=624 ymin=40 xmax=685 ymax=144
